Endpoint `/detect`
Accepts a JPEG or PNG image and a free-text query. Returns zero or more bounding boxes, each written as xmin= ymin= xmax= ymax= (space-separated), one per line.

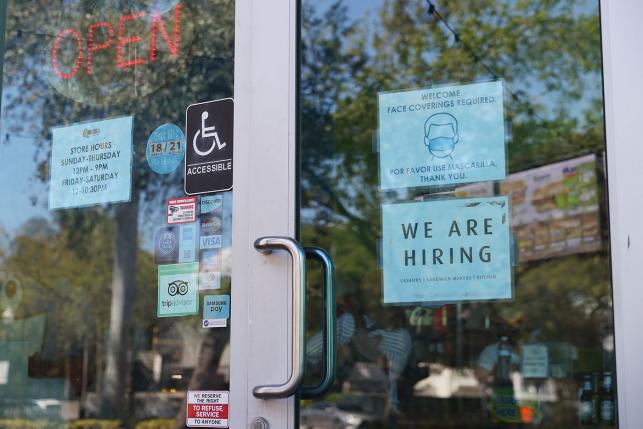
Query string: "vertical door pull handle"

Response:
xmin=301 ymin=247 xmax=336 ymax=399
xmin=253 ymin=236 xmax=307 ymax=398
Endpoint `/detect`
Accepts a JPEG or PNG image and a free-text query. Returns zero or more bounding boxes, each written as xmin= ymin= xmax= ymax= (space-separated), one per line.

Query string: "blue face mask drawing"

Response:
xmin=424 ymin=113 xmax=459 ymax=158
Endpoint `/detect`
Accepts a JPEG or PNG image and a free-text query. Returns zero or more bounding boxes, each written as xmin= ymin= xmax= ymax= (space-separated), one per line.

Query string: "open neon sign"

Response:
xmin=51 ymin=3 xmax=182 ymax=80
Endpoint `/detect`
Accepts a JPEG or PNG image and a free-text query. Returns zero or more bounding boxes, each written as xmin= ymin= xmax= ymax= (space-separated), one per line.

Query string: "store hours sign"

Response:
xmin=381 ymin=196 xmax=512 ymax=304
xmin=49 ymin=116 xmax=133 ymax=209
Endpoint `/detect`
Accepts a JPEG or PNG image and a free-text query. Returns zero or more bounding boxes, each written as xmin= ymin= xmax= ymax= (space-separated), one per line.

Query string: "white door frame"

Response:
xmin=230 ymin=0 xmax=299 ymax=428
xmin=228 ymin=0 xmax=643 ymax=428
xmin=601 ymin=1 xmax=643 ymax=428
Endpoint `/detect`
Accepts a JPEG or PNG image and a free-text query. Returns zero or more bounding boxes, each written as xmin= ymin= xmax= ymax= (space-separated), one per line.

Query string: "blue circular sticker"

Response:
xmin=146 ymin=123 xmax=186 ymax=174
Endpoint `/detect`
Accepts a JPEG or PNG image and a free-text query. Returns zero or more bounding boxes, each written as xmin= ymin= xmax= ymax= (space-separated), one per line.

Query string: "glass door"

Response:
xmin=299 ymin=1 xmax=622 ymax=428
xmin=0 ymin=0 xmax=242 ymax=428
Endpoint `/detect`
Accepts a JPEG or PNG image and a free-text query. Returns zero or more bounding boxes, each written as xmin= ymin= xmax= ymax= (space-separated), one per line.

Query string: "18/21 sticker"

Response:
xmin=146 ymin=123 xmax=186 ymax=174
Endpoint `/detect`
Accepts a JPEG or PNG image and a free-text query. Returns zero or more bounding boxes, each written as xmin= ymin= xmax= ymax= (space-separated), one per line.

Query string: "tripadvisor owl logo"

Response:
xmin=168 ymin=280 xmax=189 ymax=296
xmin=424 ymin=112 xmax=459 ymax=159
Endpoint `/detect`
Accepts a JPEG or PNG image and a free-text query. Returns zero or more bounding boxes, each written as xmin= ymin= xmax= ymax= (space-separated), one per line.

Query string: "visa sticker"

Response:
xmin=200 ymin=235 xmax=222 ymax=250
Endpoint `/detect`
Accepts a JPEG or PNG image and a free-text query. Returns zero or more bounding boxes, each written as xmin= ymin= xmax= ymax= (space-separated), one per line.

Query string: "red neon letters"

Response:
xmin=51 ymin=3 xmax=182 ymax=80
xmin=87 ymin=22 xmax=114 ymax=75
xmin=51 ymin=28 xmax=84 ymax=79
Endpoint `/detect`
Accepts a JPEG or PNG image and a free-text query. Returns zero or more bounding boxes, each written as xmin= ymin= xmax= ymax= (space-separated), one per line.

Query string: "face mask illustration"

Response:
xmin=424 ymin=113 xmax=459 ymax=158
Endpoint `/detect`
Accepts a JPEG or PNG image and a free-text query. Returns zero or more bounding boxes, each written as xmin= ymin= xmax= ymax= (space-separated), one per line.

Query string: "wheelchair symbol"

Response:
xmin=193 ymin=111 xmax=226 ymax=156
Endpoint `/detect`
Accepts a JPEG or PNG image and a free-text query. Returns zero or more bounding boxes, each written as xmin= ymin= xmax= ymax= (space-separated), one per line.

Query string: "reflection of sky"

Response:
xmin=0 ymin=0 xmax=602 ymax=236
xmin=0 ymin=134 xmax=50 ymax=235
xmin=310 ymin=0 xmax=600 ymax=126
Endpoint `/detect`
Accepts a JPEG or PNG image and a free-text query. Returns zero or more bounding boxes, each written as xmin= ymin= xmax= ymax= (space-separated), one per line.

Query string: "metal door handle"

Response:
xmin=253 ymin=236 xmax=306 ymax=398
xmin=301 ymin=247 xmax=336 ymax=399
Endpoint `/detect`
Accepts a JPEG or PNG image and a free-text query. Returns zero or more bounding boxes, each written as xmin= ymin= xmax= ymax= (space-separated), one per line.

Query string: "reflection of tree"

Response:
xmin=4 ymin=212 xmax=158 ymax=400
xmin=300 ymin=0 xmax=609 ymax=376
xmin=1 ymin=0 xmax=233 ymax=421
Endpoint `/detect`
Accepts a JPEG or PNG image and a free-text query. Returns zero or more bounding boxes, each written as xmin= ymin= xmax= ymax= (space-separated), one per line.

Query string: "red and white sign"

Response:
xmin=186 ymin=391 xmax=229 ymax=428
xmin=167 ymin=196 xmax=197 ymax=224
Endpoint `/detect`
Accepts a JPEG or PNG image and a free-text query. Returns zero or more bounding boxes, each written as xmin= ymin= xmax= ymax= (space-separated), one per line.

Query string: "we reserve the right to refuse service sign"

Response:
xmin=186 ymin=391 xmax=229 ymax=428
xmin=378 ymin=81 xmax=506 ymax=190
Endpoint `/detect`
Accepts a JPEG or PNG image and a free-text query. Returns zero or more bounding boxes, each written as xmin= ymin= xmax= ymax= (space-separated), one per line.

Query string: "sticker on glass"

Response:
xmin=49 ymin=116 xmax=133 ymax=209
xmin=381 ymin=196 xmax=512 ymax=304
xmin=202 ymin=295 xmax=230 ymax=328
xmin=186 ymin=391 xmax=229 ymax=428
xmin=146 ymin=123 xmax=186 ymax=174
xmin=199 ymin=197 xmax=223 ymax=250
xmin=378 ymin=81 xmax=506 ymax=189
xmin=199 ymin=250 xmax=221 ymax=290
xmin=157 ymin=262 xmax=199 ymax=317
xmin=201 ymin=195 xmax=223 ymax=214
xmin=179 ymin=223 xmax=199 ymax=263
xmin=185 ymin=99 xmax=234 ymax=195
xmin=155 ymin=226 xmax=179 ymax=264
xmin=167 ymin=196 xmax=197 ymax=224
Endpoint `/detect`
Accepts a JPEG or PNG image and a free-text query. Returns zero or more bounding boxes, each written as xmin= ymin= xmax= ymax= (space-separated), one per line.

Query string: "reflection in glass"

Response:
xmin=0 ymin=0 xmax=234 ymax=427
xmin=300 ymin=1 xmax=616 ymax=428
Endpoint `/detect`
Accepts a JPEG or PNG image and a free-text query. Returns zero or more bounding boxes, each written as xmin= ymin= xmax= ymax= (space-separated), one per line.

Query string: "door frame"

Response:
xmin=601 ymin=1 xmax=643 ymax=427
xmin=230 ymin=0 xmax=299 ymax=428
xmin=229 ymin=0 xmax=643 ymax=428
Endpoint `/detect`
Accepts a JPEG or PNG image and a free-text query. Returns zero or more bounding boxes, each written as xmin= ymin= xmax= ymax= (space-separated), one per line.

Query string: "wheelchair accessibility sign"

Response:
xmin=185 ymin=98 xmax=234 ymax=195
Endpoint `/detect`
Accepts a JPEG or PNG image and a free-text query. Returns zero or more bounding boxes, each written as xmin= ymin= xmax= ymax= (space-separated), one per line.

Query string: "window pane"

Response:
xmin=299 ymin=1 xmax=617 ymax=428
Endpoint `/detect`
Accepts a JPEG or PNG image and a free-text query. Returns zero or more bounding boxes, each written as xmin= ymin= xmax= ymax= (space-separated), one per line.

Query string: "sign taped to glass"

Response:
xmin=378 ymin=81 xmax=506 ymax=189
xmin=185 ymin=99 xmax=234 ymax=194
xmin=157 ymin=262 xmax=199 ymax=317
xmin=49 ymin=116 xmax=133 ymax=209
xmin=381 ymin=196 xmax=512 ymax=304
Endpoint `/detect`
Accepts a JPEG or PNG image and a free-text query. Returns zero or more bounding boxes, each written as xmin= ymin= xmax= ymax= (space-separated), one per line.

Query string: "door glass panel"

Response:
xmin=300 ymin=1 xmax=617 ymax=428
xmin=0 ymin=0 xmax=233 ymax=427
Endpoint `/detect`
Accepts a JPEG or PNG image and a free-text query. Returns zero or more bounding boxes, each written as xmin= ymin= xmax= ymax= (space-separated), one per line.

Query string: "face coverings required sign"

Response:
xmin=378 ymin=81 xmax=506 ymax=189
xmin=381 ymin=196 xmax=512 ymax=304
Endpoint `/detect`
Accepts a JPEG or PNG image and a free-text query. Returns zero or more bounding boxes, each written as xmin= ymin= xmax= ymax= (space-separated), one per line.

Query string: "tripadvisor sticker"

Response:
xmin=146 ymin=123 xmax=186 ymax=174
xmin=158 ymin=262 xmax=199 ymax=317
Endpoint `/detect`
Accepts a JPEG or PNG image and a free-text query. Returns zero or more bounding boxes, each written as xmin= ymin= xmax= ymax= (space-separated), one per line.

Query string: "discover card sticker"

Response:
xmin=381 ymin=196 xmax=512 ymax=304
xmin=49 ymin=116 xmax=133 ymax=209
xmin=378 ymin=81 xmax=506 ymax=189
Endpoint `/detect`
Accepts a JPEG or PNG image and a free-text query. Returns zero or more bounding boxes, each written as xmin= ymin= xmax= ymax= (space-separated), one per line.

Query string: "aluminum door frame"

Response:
xmin=601 ymin=1 xmax=643 ymax=428
xmin=230 ymin=0 xmax=299 ymax=428
xmin=228 ymin=1 xmax=643 ymax=428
